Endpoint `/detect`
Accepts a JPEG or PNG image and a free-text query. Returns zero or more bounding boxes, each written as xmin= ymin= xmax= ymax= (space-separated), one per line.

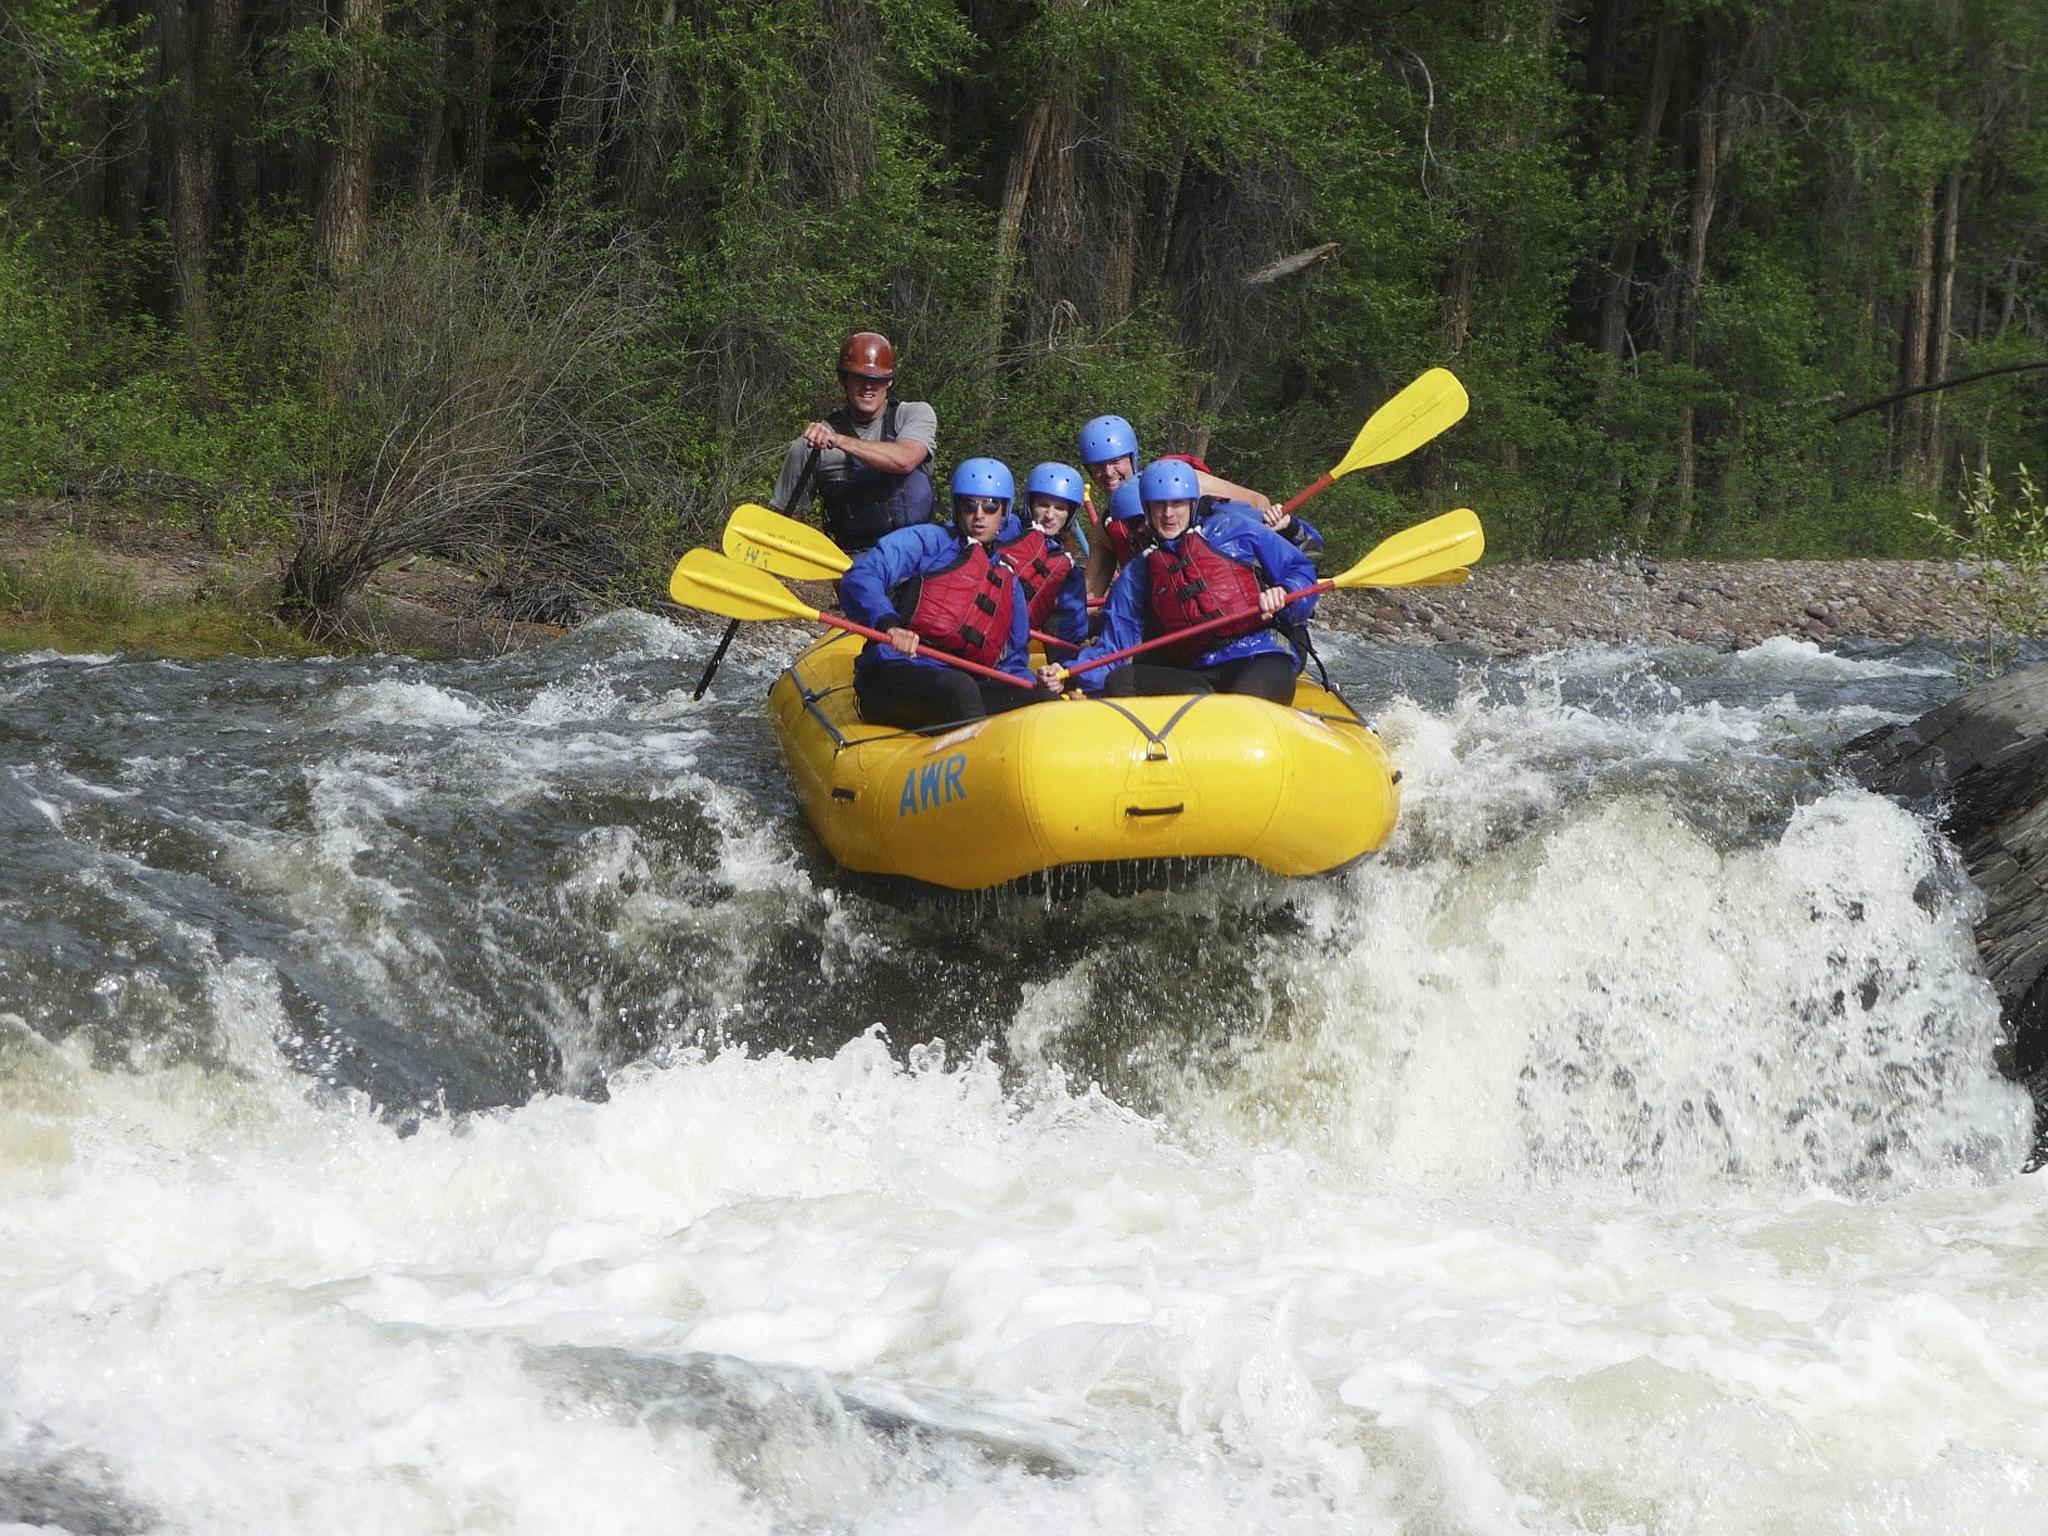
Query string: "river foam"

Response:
xmin=1 ymin=632 xmax=2042 ymax=1533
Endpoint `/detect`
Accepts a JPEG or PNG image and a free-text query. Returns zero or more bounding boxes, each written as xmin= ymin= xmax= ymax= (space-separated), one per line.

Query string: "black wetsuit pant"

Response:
xmin=1100 ymin=651 xmax=1297 ymax=704
xmin=855 ymin=660 xmax=1048 ymax=731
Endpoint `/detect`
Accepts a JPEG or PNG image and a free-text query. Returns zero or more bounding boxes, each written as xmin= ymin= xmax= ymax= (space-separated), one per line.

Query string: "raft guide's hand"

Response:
xmin=885 ymin=626 xmax=921 ymax=658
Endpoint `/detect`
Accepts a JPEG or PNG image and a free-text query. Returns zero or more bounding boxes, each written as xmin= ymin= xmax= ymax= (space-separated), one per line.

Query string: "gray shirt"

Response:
xmin=772 ymin=398 xmax=938 ymax=512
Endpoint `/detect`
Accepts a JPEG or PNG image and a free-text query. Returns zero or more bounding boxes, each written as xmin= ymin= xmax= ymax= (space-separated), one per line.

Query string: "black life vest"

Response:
xmin=1143 ymin=530 xmax=1267 ymax=666
xmin=819 ymin=398 xmax=936 ymax=551
xmin=998 ymin=528 xmax=1075 ymax=631
xmin=889 ymin=540 xmax=1016 ymax=667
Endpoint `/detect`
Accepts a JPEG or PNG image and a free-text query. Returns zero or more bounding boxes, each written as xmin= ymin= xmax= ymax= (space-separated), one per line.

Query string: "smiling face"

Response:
xmin=1145 ymin=497 xmax=1195 ymax=542
xmin=838 ymin=369 xmax=890 ymax=423
xmin=1086 ymin=455 xmax=1136 ymax=494
xmin=954 ymin=495 xmax=1007 ymax=544
xmin=1028 ymin=495 xmax=1074 ymax=537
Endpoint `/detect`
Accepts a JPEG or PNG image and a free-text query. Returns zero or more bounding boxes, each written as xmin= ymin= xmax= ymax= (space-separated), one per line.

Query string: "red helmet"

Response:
xmin=838 ymin=331 xmax=896 ymax=381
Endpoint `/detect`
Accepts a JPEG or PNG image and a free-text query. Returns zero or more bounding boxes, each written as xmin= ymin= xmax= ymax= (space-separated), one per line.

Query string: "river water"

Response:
xmin=3 ymin=618 xmax=2045 ymax=1535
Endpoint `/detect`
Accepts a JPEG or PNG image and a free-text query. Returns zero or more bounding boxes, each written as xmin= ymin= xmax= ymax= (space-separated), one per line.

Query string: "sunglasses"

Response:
xmin=839 ymin=372 xmax=892 ymax=390
xmin=955 ymin=496 xmax=1007 ymax=516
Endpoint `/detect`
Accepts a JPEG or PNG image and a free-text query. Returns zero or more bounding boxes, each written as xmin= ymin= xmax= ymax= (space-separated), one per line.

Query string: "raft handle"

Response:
xmin=831 ymin=787 xmax=856 ymax=801
xmin=1125 ymin=803 xmax=1185 ymax=818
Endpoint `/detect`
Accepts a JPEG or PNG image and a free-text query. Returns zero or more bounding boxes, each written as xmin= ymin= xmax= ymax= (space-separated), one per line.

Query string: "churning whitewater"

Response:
xmin=2 ymin=620 xmax=2044 ymax=1536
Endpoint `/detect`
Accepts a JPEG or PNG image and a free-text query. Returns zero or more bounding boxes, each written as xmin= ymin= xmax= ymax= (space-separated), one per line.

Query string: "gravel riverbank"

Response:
xmin=1328 ymin=555 xmax=2013 ymax=655
xmin=4 ymin=498 xmax=2030 ymax=659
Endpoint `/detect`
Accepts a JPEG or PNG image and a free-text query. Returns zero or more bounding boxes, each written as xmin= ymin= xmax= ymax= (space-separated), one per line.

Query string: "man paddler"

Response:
xmin=837 ymin=458 xmax=1049 ymax=730
xmin=772 ymin=330 xmax=938 ymax=553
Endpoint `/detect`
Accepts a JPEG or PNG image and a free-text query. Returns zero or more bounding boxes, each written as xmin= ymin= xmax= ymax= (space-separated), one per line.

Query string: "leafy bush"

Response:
xmin=277 ymin=198 xmax=675 ymax=629
xmin=1917 ymin=465 xmax=2048 ymax=679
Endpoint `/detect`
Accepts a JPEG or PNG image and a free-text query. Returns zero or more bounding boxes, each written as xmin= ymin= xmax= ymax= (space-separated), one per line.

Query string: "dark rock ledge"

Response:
xmin=1842 ymin=662 xmax=2048 ymax=1161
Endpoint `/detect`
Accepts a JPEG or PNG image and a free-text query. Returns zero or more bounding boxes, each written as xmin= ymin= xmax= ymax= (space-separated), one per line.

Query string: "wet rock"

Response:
xmin=1843 ymin=662 xmax=2048 ymax=1163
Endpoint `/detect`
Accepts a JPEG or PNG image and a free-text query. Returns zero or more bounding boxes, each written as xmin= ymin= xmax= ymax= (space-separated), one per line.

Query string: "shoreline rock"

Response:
xmin=1842 ymin=662 xmax=2048 ymax=1164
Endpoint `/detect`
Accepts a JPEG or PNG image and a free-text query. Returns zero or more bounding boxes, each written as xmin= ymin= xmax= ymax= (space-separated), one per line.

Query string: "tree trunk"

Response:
xmin=461 ymin=0 xmax=494 ymax=201
xmin=154 ymin=0 xmax=233 ymax=334
xmin=625 ymin=0 xmax=679 ymax=216
xmin=1670 ymin=77 xmax=1729 ymax=551
xmin=558 ymin=0 xmax=613 ymax=166
xmin=415 ymin=13 xmax=450 ymax=199
xmin=987 ymin=96 xmax=1052 ymax=365
xmin=1899 ymin=181 xmax=1936 ymax=457
xmin=1923 ymin=165 xmax=1963 ymax=485
xmin=1599 ymin=10 xmax=1679 ymax=361
xmin=1442 ymin=242 xmax=1478 ymax=357
xmin=317 ymin=0 xmax=385 ymax=272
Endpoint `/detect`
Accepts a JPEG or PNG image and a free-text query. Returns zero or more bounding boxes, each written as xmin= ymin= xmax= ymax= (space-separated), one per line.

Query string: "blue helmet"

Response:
xmin=950 ymin=457 xmax=1015 ymax=506
xmin=1026 ymin=461 xmax=1085 ymax=507
xmin=1139 ymin=457 xmax=1201 ymax=507
xmin=1077 ymin=414 xmax=1139 ymax=468
xmin=1108 ymin=480 xmax=1144 ymax=523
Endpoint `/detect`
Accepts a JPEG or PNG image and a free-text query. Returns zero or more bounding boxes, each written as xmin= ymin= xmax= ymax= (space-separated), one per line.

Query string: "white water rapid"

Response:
xmin=1 ymin=624 xmax=2042 ymax=1535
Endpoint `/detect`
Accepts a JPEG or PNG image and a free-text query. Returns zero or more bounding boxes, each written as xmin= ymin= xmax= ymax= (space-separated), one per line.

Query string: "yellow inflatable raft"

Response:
xmin=766 ymin=631 xmax=1400 ymax=889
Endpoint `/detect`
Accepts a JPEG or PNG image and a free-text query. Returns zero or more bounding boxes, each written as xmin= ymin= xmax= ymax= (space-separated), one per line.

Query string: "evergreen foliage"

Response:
xmin=3 ymin=0 xmax=2045 ymax=624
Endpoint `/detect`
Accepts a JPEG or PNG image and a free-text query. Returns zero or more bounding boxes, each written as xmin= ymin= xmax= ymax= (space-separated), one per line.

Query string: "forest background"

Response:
xmin=3 ymin=0 xmax=2045 ymax=630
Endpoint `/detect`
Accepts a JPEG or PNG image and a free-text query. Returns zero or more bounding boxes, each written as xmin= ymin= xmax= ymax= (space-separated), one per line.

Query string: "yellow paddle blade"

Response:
xmin=668 ymin=548 xmax=823 ymax=622
xmin=1330 ymin=368 xmax=1470 ymax=481
xmin=1334 ymin=509 xmax=1484 ymax=590
xmin=723 ymin=503 xmax=851 ymax=579
xmin=1410 ymin=566 xmax=1470 ymax=587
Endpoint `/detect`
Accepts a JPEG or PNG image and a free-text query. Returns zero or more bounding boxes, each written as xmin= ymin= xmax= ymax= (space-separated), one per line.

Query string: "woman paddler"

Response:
xmin=998 ymin=462 xmax=1091 ymax=652
xmin=1074 ymin=413 xmax=1318 ymax=595
xmin=1041 ymin=458 xmax=1318 ymax=704
xmin=837 ymin=458 xmax=1048 ymax=730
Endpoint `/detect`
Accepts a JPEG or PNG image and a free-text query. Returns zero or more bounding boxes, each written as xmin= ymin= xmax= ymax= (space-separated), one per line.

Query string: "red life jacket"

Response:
xmin=889 ymin=541 xmax=1016 ymax=667
xmin=1103 ymin=515 xmax=1152 ymax=570
xmin=1144 ymin=530 xmax=1267 ymax=665
xmin=998 ymin=528 xmax=1075 ymax=629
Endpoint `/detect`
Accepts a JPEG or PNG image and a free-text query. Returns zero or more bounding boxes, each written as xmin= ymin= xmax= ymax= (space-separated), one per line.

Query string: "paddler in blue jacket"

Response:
xmin=1076 ymin=413 xmax=1320 ymax=594
xmin=999 ymin=462 xmax=1090 ymax=652
xmin=837 ymin=457 xmax=1047 ymax=730
xmin=1044 ymin=458 xmax=1317 ymax=705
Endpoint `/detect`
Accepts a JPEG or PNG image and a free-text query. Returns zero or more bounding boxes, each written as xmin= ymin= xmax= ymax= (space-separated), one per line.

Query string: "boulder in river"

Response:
xmin=1841 ymin=662 xmax=2048 ymax=1157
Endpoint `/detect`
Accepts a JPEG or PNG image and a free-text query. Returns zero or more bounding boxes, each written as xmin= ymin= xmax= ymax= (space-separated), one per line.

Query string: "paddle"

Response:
xmin=1276 ymin=367 xmax=1470 ymax=518
xmin=669 ymin=549 xmax=1040 ymax=690
xmin=723 ymin=500 xmax=848 ymax=581
xmin=692 ymin=450 xmax=819 ymax=700
xmin=1056 ymin=508 xmax=1483 ymax=682
xmin=723 ymin=502 xmax=1082 ymax=652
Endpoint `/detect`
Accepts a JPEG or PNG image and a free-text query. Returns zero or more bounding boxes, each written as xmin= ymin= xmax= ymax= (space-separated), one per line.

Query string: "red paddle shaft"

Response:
xmin=1064 ymin=581 xmax=1329 ymax=679
xmin=822 ymin=613 xmax=1039 ymax=689
xmin=1278 ymin=472 xmax=1334 ymax=518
